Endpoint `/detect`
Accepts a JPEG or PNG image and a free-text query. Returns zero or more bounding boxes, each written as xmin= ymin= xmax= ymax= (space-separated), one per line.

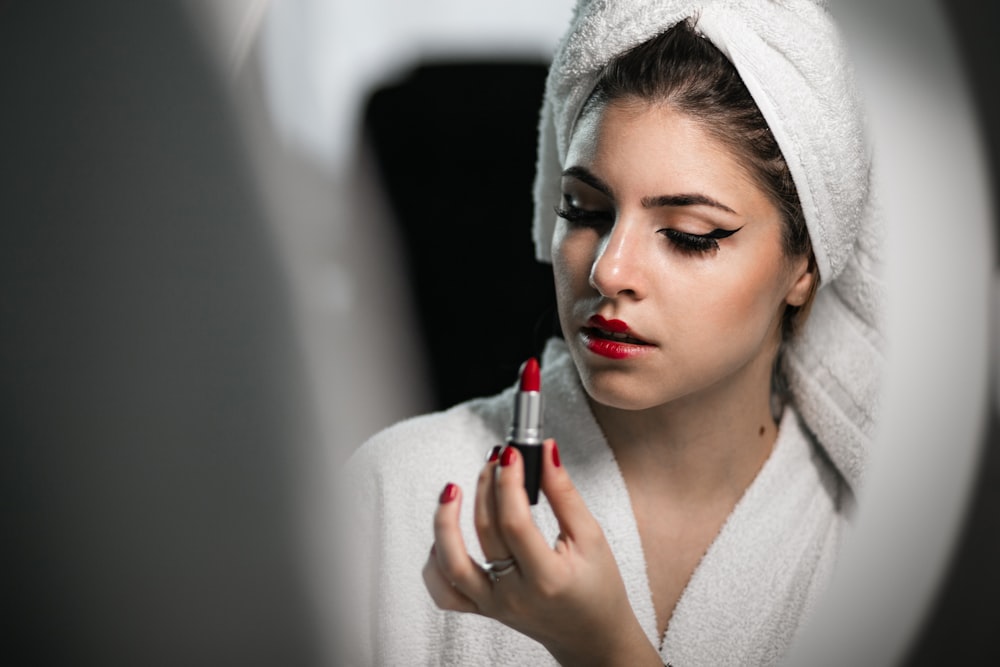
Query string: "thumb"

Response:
xmin=539 ymin=439 xmax=600 ymax=542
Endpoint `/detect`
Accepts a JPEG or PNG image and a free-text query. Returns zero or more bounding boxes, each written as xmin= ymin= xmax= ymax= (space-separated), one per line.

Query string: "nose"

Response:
xmin=588 ymin=218 xmax=647 ymax=300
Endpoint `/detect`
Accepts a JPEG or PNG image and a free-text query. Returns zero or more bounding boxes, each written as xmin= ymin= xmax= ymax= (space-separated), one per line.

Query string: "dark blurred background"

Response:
xmin=362 ymin=60 xmax=557 ymax=410
xmin=0 ymin=2 xmax=323 ymax=665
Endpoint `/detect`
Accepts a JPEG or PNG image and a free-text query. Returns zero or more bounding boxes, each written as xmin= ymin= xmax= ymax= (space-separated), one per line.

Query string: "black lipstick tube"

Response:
xmin=508 ymin=387 xmax=543 ymax=504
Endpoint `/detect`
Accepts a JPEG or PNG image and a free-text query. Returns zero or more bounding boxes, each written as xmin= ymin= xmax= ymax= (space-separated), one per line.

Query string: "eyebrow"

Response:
xmin=562 ymin=166 xmax=738 ymax=215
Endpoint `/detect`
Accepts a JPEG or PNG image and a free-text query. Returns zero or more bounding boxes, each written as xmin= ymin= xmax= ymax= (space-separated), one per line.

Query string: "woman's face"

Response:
xmin=552 ymin=100 xmax=814 ymax=412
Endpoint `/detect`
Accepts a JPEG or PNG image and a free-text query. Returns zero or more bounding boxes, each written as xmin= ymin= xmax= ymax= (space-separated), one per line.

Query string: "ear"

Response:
xmin=784 ymin=255 xmax=816 ymax=307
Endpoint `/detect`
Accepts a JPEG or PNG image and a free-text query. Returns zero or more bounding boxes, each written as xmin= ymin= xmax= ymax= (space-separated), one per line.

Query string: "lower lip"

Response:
xmin=581 ymin=331 xmax=653 ymax=360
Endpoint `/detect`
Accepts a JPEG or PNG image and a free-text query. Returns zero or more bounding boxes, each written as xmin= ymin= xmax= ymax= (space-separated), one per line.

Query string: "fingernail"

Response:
xmin=439 ymin=482 xmax=457 ymax=503
xmin=487 ymin=445 xmax=502 ymax=463
xmin=552 ymin=440 xmax=561 ymax=468
xmin=500 ymin=446 xmax=516 ymax=467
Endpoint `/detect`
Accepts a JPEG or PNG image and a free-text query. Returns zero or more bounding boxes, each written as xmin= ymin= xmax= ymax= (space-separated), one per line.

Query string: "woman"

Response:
xmin=337 ymin=1 xmax=883 ymax=665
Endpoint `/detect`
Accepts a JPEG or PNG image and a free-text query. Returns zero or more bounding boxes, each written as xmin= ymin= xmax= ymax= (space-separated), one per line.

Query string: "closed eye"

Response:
xmin=661 ymin=227 xmax=743 ymax=255
xmin=554 ymin=197 xmax=613 ymax=229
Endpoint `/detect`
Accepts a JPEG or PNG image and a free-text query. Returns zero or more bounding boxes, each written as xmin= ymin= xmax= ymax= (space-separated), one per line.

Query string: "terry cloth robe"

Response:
xmin=335 ymin=337 xmax=852 ymax=666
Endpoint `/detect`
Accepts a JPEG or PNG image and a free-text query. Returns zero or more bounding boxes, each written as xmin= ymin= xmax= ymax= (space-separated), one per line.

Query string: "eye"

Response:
xmin=660 ymin=227 xmax=742 ymax=255
xmin=554 ymin=194 xmax=613 ymax=230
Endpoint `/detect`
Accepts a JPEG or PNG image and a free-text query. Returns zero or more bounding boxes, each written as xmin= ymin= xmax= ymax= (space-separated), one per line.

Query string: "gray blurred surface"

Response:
xmin=1 ymin=2 xmax=324 ymax=665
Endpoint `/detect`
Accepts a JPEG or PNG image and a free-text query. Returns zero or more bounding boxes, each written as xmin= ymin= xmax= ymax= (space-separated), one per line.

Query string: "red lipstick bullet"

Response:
xmin=507 ymin=357 xmax=543 ymax=504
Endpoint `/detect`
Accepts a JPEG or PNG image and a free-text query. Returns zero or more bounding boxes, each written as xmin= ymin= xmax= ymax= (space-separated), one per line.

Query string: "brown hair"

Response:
xmin=581 ymin=18 xmax=817 ymax=339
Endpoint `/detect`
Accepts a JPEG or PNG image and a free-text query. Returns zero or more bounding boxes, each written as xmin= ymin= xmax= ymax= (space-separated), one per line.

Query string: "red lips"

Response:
xmin=588 ymin=314 xmax=630 ymax=334
xmin=582 ymin=315 xmax=652 ymax=359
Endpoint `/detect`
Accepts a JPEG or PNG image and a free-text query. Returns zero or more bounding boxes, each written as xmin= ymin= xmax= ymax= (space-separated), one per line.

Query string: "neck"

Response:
xmin=591 ymin=353 xmax=781 ymax=504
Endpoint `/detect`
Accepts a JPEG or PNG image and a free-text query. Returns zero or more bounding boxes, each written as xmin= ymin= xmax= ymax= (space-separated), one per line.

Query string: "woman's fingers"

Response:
xmin=427 ymin=446 xmax=644 ymax=665
xmin=474 ymin=445 xmax=510 ymax=563
xmin=430 ymin=441 xmax=599 ymax=608
xmin=422 ymin=546 xmax=478 ymax=614
xmin=537 ymin=439 xmax=601 ymax=546
xmin=431 ymin=483 xmax=491 ymax=604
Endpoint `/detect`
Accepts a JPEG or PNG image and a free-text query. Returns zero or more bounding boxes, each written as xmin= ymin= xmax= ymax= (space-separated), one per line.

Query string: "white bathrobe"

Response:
xmin=336 ymin=338 xmax=852 ymax=666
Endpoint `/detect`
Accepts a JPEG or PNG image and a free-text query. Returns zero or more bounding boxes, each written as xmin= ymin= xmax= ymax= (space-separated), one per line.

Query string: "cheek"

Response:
xmin=700 ymin=262 xmax=789 ymax=339
xmin=551 ymin=225 xmax=592 ymax=299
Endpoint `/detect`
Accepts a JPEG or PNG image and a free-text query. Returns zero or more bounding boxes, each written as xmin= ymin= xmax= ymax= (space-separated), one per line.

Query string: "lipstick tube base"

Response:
xmin=511 ymin=443 xmax=542 ymax=505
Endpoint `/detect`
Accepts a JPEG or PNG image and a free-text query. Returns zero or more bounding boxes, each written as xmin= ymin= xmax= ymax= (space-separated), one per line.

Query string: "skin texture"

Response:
xmin=423 ymin=100 xmax=815 ymax=665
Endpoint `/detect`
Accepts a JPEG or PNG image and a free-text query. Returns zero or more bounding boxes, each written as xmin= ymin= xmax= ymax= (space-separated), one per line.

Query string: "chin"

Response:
xmin=579 ymin=372 xmax=665 ymax=412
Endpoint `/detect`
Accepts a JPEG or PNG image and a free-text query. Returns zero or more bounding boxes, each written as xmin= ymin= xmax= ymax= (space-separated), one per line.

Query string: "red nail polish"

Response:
xmin=552 ymin=441 xmax=561 ymax=467
xmin=439 ymin=482 xmax=457 ymax=503
xmin=487 ymin=445 xmax=501 ymax=463
xmin=500 ymin=446 xmax=516 ymax=467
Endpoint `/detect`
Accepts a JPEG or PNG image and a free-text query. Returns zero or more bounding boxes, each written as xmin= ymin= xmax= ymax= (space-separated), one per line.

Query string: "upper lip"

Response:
xmin=586 ymin=315 xmax=650 ymax=343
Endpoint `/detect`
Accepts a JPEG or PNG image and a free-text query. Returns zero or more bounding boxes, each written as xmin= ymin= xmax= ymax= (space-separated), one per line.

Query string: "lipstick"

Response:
xmin=583 ymin=315 xmax=654 ymax=360
xmin=507 ymin=357 xmax=543 ymax=504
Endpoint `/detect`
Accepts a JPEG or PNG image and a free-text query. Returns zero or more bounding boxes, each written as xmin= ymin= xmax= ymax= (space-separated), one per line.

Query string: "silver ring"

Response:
xmin=484 ymin=557 xmax=517 ymax=582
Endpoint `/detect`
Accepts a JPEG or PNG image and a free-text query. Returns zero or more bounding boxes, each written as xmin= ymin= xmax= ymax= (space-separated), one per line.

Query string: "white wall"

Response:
xmin=259 ymin=0 xmax=575 ymax=170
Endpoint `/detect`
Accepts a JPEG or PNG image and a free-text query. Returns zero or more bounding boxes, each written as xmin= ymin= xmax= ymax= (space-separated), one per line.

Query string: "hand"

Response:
xmin=422 ymin=439 xmax=662 ymax=667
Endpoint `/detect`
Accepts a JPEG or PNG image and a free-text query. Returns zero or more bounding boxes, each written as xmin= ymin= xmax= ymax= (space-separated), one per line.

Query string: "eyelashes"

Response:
xmin=661 ymin=227 xmax=741 ymax=254
xmin=553 ymin=203 xmax=612 ymax=226
xmin=554 ymin=201 xmax=741 ymax=255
